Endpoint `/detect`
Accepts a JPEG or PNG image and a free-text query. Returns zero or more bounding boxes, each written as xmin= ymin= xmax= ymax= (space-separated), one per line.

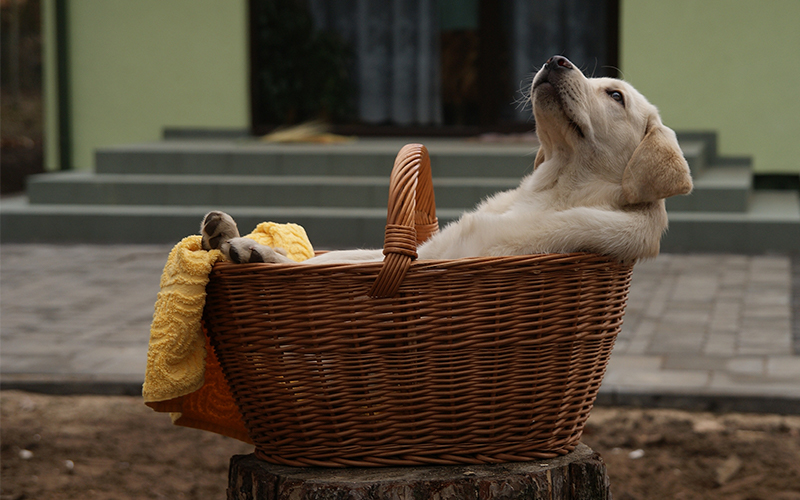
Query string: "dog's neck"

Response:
xmin=524 ymin=150 xmax=627 ymax=209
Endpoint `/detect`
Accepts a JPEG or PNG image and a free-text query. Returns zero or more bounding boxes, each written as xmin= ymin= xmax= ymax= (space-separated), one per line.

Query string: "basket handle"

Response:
xmin=369 ymin=144 xmax=439 ymax=298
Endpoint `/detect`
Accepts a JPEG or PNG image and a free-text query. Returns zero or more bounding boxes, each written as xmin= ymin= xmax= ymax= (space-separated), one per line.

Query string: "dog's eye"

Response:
xmin=607 ymin=90 xmax=625 ymax=105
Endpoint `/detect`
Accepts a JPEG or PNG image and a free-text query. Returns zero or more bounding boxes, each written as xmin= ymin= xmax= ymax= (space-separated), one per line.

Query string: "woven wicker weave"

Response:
xmin=204 ymin=144 xmax=633 ymax=467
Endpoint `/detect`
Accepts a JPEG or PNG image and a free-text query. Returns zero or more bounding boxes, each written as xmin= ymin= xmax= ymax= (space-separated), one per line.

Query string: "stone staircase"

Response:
xmin=2 ymin=133 xmax=798 ymax=253
xmin=663 ymin=132 xmax=799 ymax=253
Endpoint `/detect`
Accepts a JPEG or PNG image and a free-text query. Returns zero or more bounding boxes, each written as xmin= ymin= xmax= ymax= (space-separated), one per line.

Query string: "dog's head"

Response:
xmin=531 ymin=56 xmax=692 ymax=205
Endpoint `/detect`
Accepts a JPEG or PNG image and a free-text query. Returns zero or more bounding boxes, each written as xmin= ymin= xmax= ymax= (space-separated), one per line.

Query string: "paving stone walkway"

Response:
xmin=604 ymin=254 xmax=800 ymax=411
xmin=1 ymin=244 xmax=798 ymax=412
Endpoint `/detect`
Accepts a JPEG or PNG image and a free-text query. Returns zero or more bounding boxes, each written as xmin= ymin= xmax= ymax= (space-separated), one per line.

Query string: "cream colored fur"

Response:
xmin=205 ymin=56 xmax=693 ymax=265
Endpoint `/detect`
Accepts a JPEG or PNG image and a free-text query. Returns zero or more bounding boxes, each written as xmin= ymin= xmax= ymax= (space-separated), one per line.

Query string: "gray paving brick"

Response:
xmin=740 ymin=319 xmax=792 ymax=336
xmin=717 ymin=287 xmax=747 ymax=301
xmin=1 ymin=244 xmax=169 ymax=382
xmin=632 ymin=318 xmax=657 ymax=339
xmin=719 ymin=255 xmax=750 ymax=267
xmin=612 ymin=339 xmax=630 ymax=352
xmin=711 ymin=298 xmax=741 ymax=314
xmin=709 ymin=372 xmax=800 ymax=398
xmin=71 ymin=346 xmax=148 ymax=376
xmin=749 ymin=259 xmax=791 ymax=272
xmin=738 ymin=345 xmax=791 ymax=356
xmin=2 ymin=247 xmax=798 ymax=407
xmin=703 ymin=342 xmax=736 ymax=357
xmin=739 ymin=327 xmax=792 ymax=342
xmin=625 ymin=338 xmax=651 ymax=356
xmin=709 ymin=318 xmax=740 ymax=333
xmin=766 ymin=356 xmax=800 ymax=378
xmin=606 ymin=354 xmax=663 ymax=371
xmin=720 ymin=269 xmax=748 ymax=287
xmin=725 ymin=357 xmax=766 ymax=375
xmin=704 ymin=331 xmax=738 ymax=356
xmin=662 ymin=355 xmax=728 ymax=371
xmin=671 ymin=274 xmax=719 ymax=302
xmin=661 ymin=306 xmax=713 ymax=325
xmin=647 ymin=339 xmax=705 ymax=355
xmin=744 ymin=284 xmax=791 ymax=304
xmin=602 ymin=368 xmax=710 ymax=389
xmin=618 ymin=319 xmax=637 ymax=338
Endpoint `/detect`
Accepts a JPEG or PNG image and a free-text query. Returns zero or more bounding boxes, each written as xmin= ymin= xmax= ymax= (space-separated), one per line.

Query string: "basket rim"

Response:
xmin=210 ymin=251 xmax=631 ymax=273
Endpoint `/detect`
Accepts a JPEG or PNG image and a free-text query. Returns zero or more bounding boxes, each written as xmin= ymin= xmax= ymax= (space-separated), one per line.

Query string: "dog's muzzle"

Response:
xmin=533 ymin=55 xmax=575 ymax=90
xmin=532 ymin=56 xmax=586 ymax=138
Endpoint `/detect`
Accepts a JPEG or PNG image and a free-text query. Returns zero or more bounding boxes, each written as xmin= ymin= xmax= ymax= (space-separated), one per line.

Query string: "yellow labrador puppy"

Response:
xmin=202 ymin=55 xmax=692 ymax=264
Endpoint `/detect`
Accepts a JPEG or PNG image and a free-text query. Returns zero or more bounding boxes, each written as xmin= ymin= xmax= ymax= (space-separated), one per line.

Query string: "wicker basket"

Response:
xmin=203 ymin=144 xmax=633 ymax=467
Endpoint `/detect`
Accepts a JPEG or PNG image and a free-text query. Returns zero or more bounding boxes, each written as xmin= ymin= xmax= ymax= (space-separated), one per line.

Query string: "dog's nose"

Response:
xmin=546 ymin=55 xmax=573 ymax=70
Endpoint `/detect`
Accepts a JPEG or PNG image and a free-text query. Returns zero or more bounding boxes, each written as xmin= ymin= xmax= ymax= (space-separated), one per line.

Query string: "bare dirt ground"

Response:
xmin=2 ymin=390 xmax=799 ymax=500
xmin=582 ymin=406 xmax=800 ymax=500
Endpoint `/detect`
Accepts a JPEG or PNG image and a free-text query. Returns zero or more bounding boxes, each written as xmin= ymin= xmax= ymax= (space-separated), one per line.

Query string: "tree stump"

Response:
xmin=227 ymin=443 xmax=610 ymax=500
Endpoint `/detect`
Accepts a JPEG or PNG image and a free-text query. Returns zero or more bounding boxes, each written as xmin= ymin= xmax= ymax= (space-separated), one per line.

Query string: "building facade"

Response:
xmin=43 ymin=0 xmax=800 ymax=175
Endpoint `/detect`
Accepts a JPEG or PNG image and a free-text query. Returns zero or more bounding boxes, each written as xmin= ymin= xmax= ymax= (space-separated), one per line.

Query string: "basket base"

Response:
xmin=228 ymin=443 xmax=610 ymax=499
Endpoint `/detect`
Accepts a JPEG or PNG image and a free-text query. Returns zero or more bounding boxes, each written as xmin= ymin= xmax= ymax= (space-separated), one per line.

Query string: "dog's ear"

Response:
xmin=622 ymin=116 xmax=693 ymax=204
xmin=533 ymin=146 xmax=546 ymax=170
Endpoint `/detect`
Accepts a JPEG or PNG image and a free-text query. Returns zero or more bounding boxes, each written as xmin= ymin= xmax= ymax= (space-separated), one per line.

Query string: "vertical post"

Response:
xmin=247 ymin=0 xmax=259 ymax=135
xmin=55 ymin=0 xmax=71 ymax=170
xmin=10 ymin=0 xmax=21 ymax=108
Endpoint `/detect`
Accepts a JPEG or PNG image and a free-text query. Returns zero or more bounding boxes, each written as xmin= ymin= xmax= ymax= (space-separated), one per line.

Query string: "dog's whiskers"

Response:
xmin=514 ymin=73 xmax=536 ymax=112
xmin=588 ymin=59 xmax=599 ymax=78
xmin=602 ymin=65 xmax=624 ymax=79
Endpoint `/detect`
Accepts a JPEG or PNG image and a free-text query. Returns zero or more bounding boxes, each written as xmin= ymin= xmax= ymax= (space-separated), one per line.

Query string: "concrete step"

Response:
xmin=662 ymin=190 xmax=800 ymax=253
xmin=666 ymin=166 xmax=751 ymax=213
xmin=31 ymin=163 xmax=753 ymax=216
xmin=95 ymin=137 xmax=709 ymax=179
xmin=675 ymin=131 xmax=753 ymax=176
xmin=3 ymin=192 xmax=797 ymax=252
xmin=6 ymin=132 xmax=793 ymax=252
xmin=95 ymin=139 xmax=538 ymax=178
xmin=0 ymin=196 xmax=461 ymax=248
xmin=676 ymin=139 xmax=709 ymax=177
xmin=26 ymin=172 xmax=518 ymax=209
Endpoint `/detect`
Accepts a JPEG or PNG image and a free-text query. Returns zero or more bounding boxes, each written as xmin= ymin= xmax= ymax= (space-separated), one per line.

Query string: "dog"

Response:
xmin=201 ymin=55 xmax=693 ymax=265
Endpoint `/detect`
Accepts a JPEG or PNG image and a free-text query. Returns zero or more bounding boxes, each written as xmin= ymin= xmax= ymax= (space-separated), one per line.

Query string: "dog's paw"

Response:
xmin=201 ymin=211 xmax=240 ymax=251
xmin=222 ymin=238 xmax=294 ymax=264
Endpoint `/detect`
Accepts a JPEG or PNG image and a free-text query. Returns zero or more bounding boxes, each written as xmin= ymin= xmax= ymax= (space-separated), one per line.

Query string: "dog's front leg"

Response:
xmin=417 ymin=212 xmax=486 ymax=260
xmin=201 ymin=211 xmax=293 ymax=264
xmin=486 ymin=207 xmax=661 ymax=263
xmin=305 ymin=249 xmax=385 ymax=264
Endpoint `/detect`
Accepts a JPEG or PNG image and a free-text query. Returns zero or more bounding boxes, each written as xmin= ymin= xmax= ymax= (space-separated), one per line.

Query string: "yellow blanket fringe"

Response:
xmin=143 ymin=222 xmax=314 ymax=442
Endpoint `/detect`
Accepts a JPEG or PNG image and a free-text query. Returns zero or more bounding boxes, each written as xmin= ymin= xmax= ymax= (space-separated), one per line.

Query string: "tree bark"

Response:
xmin=228 ymin=443 xmax=610 ymax=500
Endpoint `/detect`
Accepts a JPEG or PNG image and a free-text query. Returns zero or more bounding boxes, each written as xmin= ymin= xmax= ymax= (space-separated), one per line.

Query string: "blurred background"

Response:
xmin=1 ymin=2 xmax=799 ymax=499
xmin=1 ymin=0 xmax=798 ymax=252
xmin=2 ymin=1 xmax=798 ymax=172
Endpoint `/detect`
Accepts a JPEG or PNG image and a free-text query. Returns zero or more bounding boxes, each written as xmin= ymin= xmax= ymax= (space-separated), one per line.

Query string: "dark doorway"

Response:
xmin=249 ymin=0 xmax=619 ymax=136
xmin=439 ymin=0 xmax=512 ymax=128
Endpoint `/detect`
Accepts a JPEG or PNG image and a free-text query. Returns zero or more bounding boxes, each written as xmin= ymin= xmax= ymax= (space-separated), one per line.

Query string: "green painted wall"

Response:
xmin=43 ymin=0 xmax=248 ymax=171
xmin=621 ymin=0 xmax=800 ymax=174
xmin=45 ymin=1 xmax=799 ymax=175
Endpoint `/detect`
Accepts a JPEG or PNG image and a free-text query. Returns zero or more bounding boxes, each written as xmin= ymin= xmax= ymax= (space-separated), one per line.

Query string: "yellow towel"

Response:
xmin=143 ymin=222 xmax=314 ymax=442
